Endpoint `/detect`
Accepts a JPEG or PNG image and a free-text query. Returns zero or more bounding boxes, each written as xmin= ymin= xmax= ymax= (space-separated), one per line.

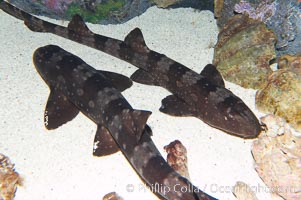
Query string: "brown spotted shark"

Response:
xmin=33 ymin=44 xmax=217 ymax=200
xmin=0 ymin=1 xmax=262 ymax=138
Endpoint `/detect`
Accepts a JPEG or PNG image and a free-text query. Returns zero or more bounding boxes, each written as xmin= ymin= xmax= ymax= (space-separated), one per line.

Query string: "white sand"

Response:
xmin=0 ymin=6 xmax=272 ymax=200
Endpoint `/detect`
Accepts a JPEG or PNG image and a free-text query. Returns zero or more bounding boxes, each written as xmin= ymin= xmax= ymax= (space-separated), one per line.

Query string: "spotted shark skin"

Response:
xmin=33 ymin=45 xmax=217 ymax=200
xmin=0 ymin=1 xmax=262 ymax=138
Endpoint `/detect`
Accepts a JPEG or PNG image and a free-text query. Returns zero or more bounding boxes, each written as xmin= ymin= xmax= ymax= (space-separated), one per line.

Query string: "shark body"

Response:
xmin=33 ymin=45 xmax=217 ymax=200
xmin=0 ymin=1 xmax=262 ymax=139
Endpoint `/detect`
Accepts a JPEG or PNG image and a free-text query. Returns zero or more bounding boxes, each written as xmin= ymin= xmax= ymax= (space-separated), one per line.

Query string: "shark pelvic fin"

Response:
xmin=97 ymin=70 xmax=133 ymax=91
xmin=200 ymin=64 xmax=225 ymax=87
xmin=93 ymin=125 xmax=120 ymax=157
xmin=124 ymin=28 xmax=150 ymax=54
xmin=67 ymin=14 xmax=93 ymax=36
xmin=0 ymin=1 xmax=25 ymax=21
xmin=24 ymin=20 xmax=45 ymax=32
xmin=44 ymin=90 xmax=79 ymax=130
xmin=160 ymin=95 xmax=196 ymax=117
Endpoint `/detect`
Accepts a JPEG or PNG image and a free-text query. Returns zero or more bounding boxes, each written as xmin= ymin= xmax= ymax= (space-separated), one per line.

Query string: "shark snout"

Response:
xmin=33 ymin=45 xmax=61 ymax=63
xmin=227 ymin=102 xmax=262 ymax=139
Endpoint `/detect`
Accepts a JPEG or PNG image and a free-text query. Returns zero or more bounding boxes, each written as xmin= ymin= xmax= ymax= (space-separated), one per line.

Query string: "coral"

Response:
xmin=234 ymin=0 xmax=276 ymax=23
xmin=252 ymin=114 xmax=301 ymax=200
xmin=266 ymin=0 xmax=299 ymax=52
xmin=43 ymin=0 xmax=74 ymax=13
xmin=232 ymin=181 xmax=258 ymax=200
xmin=213 ymin=14 xmax=276 ymax=89
xmin=6 ymin=0 xmax=213 ymax=24
xmin=256 ymin=54 xmax=301 ymax=131
xmin=0 ymin=154 xmax=22 ymax=200
xmin=164 ymin=140 xmax=190 ymax=179
xmin=101 ymin=0 xmax=153 ymax=24
xmin=66 ymin=0 xmax=125 ymax=23
xmin=8 ymin=0 xmax=152 ymax=24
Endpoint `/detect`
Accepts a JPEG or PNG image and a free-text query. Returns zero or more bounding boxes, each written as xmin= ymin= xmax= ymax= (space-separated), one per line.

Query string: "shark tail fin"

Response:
xmin=121 ymin=109 xmax=152 ymax=142
xmin=0 ymin=1 xmax=49 ymax=32
xmin=67 ymin=14 xmax=93 ymax=36
xmin=124 ymin=28 xmax=150 ymax=54
xmin=0 ymin=1 xmax=31 ymax=21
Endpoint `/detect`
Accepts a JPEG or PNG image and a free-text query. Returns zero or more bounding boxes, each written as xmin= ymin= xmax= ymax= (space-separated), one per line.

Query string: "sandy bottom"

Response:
xmin=0 ymin=6 xmax=272 ymax=200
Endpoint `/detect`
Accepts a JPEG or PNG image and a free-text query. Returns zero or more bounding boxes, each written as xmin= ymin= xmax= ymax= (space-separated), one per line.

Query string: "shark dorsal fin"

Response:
xmin=122 ymin=109 xmax=152 ymax=142
xmin=124 ymin=28 xmax=150 ymax=54
xmin=200 ymin=64 xmax=225 ymax=87
xmin=131 ymin=110 xmax=152 ymax=142
xmin=67 ymin=14 xmax=93 ymax=36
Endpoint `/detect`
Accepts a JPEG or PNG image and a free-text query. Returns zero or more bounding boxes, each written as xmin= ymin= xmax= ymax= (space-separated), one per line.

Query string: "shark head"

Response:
xmin=33 ymin=45 xmax=61 ymax=83
xmin=205 ymin=87 xmax=262 ymax=138
xmin=33 ymin=44 xmax=104 ymax=93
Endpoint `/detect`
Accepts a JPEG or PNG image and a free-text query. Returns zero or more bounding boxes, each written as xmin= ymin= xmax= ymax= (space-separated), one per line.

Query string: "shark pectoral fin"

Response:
xmin=67 ymin=14 xmax=93 ymax=36
xmin=131 ymin=69 xmax=159 ymax=86
xmin=125 ymin=110 xmax=152 ymax=142
xmin=97 ymin=70 xmax=133 ymax=91
xmin=200 ymin=64 xmax=225 ymax=87
xmin=124 ymin=28 xmax=150 ymax=54
xmin=160 ymin=95 xmax=195 ymax=117
xmin=0 ymin=1 xmax=24 ymax=21
xmin=93 ymin=126 xmax=120 ymax=157
xmin=44 ymin=90 xmax=79 ymax=130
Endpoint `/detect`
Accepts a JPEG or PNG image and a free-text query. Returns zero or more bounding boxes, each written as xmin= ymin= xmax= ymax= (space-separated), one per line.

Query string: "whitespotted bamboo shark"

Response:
xmin=33 ymin=45 xmax=217 ymax=200
xmin=0 ymin=1 xmax=263 ymax=139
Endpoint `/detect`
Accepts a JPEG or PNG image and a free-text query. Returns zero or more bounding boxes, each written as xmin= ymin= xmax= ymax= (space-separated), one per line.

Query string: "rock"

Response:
xmin=213 ymin=14 xmax=276 ymax=89
xmin=103 ymin=192 xmax=124 ymax=200
xmin=252 ymin=114 xmax=301 ymax=200
xmin=215 ymin=0 xmax=240 ymax=28
xmin=215 ymin=0 xmax=301 ymax=56
xmin=151 ymin=0 xmax=181 ymax=8
xmin=256 ymin=55 xmax=301 ymax=131
xmin=164 ymin=140 xmax=190 ymax=180
xmin=232 ymin=181 xmax=258 ymax=200
xmin=0 ymin=154 xmax=22 ymax=200
xmin=214 ymin=0 xmax=224 ymax=18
